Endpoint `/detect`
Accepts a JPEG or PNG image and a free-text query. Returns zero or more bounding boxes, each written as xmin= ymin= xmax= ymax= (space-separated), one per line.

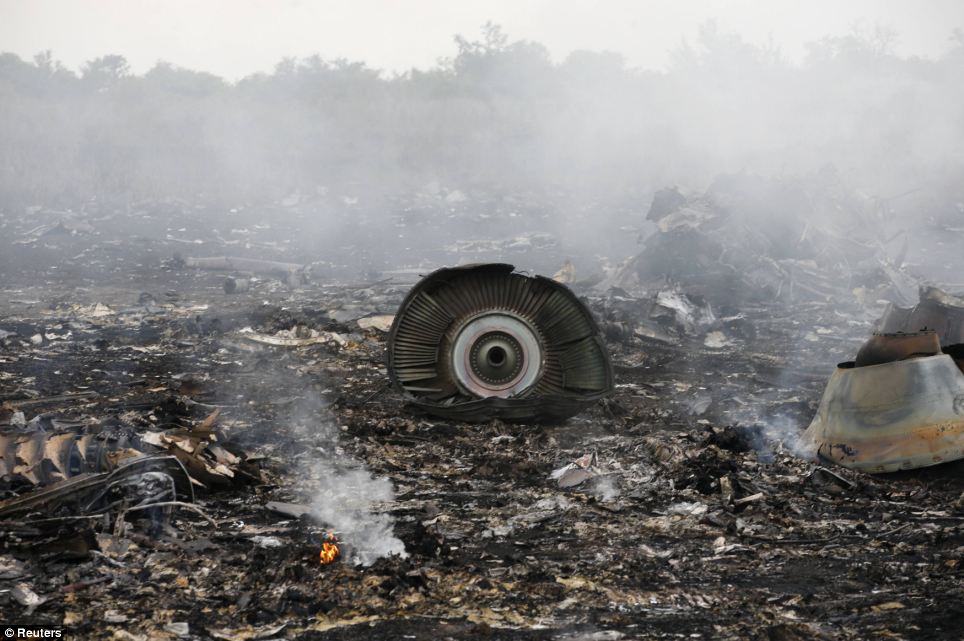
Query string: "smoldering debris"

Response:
xmin=2 ymin=179 xmax=964 ymax=639
xmin=309 ymin=464 xmax=407 ymax=567
xmin=3 ymin=237 xmax=964 ymax=639
xmin=604 ymin=173 xmax=918 ymax=307
xmin=279 ymin=391 xmax=408 ymax=568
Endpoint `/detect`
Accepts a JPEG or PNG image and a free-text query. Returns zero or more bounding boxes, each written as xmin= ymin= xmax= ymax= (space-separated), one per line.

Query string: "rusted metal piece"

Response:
xmin=877 ymin=286 xmax=964 ymax=346
xmin=387 ymin=264 xmax=614 ymax=422
xmin=803 ymin=353 xmax=964 ymax=473
xmin=854 ymin=331 xmax=940 ymax=367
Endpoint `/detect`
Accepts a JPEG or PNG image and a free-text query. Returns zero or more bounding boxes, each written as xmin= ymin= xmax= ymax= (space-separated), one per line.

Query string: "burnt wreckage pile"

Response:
xmin=605 ymin=172 xmax=916 ymax=306
xmin=0 ymin=402 xmax=262 ymax=550
xmin=4 ymin=188 xmax=964 ymax=638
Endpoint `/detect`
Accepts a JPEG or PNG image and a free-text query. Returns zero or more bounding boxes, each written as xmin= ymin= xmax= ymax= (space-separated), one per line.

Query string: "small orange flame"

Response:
xmin=319 ymin=532 xmax=340 ymax=565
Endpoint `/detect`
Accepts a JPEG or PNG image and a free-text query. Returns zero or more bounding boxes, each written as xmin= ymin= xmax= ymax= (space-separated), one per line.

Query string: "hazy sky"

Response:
xmin=1 ymin=0 xmax=963 ymax=79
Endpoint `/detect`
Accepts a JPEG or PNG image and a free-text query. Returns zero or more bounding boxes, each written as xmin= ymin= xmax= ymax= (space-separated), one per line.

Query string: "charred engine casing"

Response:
xmin=387 ymin=264 xmax=613 ymax=422
xmin=804 ymin=330 xmax=964 ymax=473
xmin=854 ymin=331 xmax=942 ymax=368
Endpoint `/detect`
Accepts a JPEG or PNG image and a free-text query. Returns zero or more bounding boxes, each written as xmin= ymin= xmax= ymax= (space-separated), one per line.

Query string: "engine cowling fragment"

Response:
xmin=803 ymin=328 xmax=964 ymax=473
xmin=877 ymin=285 xmax=964 ymax=346
xmin=387 ymin=264 xmax=614 ymax=422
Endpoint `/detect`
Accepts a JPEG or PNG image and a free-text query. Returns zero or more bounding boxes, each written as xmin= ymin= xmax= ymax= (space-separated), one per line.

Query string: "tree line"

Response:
xmin=1 ymin=23 xmax=963 ymax=211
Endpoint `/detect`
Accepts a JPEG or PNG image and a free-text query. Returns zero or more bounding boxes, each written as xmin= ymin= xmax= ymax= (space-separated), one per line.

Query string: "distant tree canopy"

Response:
xmin=0 ymin=23 xmax=962 ymax=209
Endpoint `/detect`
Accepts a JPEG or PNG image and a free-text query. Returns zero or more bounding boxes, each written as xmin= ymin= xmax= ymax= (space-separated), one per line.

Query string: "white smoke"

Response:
xmin=759 ymin=414 xmax=815 ymax=461
xmin=309 ymin=462 xmax=408 ymax=566
xmin=285 ymin=392 xmax=407 ymax=566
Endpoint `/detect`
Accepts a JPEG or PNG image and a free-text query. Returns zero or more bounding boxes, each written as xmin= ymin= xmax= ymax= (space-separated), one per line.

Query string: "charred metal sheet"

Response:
xmin=877 ymin=285 xmax=964 ymax=346
xmin=854 ymin=331 xmax=940 ymax=367
xmin=0 ymin=455 xmax=193 ymax=519
xmin=1 ymin=418 xmax=254 ymax=493
xmin=0 ymin=430 xmax=140 ymax=488
xmin=803 ymin=352 xmax=964 ymax=473
xmin=387 ymin=264 xmax=614 ymax=422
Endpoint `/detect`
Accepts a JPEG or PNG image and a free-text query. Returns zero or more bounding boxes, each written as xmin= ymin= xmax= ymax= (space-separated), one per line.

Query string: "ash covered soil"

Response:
xmin=2 ymin=205 xmax=964 ymax=641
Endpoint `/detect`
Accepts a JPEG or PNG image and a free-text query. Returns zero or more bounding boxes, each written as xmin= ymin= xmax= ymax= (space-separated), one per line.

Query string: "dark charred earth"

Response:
xmin=1 ymin=203 xmax=964 ymax=641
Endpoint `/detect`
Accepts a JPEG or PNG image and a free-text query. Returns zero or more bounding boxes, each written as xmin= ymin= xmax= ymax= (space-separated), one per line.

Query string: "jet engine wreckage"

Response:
xmin=386 ymin=264 xmax=614 ymax=422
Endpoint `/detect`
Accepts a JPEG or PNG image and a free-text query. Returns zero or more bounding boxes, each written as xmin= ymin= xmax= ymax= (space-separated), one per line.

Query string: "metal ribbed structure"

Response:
xmin=387 ymin=264 xmax=613 ymax=422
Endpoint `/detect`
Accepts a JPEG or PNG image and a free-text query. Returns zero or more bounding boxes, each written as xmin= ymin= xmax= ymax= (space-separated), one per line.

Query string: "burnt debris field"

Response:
xmin=4 ymin=14 xmax=964 ymax=641
xmin=3 ymin=178 xmax=964 ymax=641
